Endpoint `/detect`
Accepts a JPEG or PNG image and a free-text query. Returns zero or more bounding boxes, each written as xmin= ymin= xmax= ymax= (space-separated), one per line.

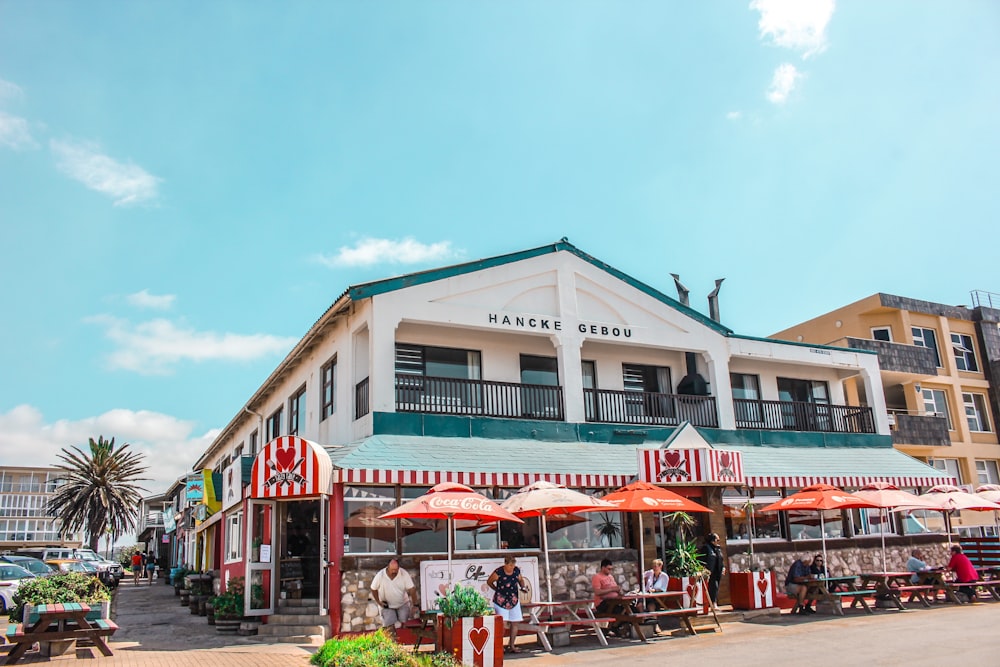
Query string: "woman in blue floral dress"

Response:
xmin=487 ymin=555 xmax=527 ymax=653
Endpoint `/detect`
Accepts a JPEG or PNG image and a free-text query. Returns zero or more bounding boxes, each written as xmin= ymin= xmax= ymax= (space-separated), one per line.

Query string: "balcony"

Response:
xmin=733 ymin=398 xmax=876 ymax=434
xmin=395 ymin=374 xmax=565 ymax=421
xmin=584 ymin=389 xmax=719 ymax=427
xmin=889 ymin=411 xmax=951 ymax=447
xmin=844 ymin=337 xmax=938 ymax=376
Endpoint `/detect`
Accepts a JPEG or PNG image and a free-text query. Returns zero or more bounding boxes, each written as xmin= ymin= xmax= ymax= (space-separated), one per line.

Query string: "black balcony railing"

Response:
xmin=583 ymin=388 xmax=719 ymax=427
xmin=733 ymin=398 xmax=876 ymax=433
xmin=395 ymin=374 xmax=564 ymax=421
xmin=355 ymin=377 xmax=370 ymax=420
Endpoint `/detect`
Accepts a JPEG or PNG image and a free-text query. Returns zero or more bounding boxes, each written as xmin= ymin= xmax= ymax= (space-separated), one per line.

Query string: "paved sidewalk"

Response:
xmin=10 ymin=576 xmax=315 ymax=667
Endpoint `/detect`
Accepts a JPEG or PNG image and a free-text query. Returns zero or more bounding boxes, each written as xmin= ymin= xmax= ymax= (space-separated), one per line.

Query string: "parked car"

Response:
xmin=44 ymin=559 xmax=114 ymax=588
xmin=19 ymin=547 xmax=122 ymax=586
xmin=0 ymin=554 xmax=56 ymax=577
xmin=0 ymin=563 xmax=35 ymax=614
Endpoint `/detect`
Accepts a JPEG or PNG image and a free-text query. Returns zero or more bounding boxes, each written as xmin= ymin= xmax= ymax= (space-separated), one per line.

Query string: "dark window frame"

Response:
xmin=289 ymin=385 xmax=307 ymax=436
xmin=321 ymin=356 xmax=337 ymax=420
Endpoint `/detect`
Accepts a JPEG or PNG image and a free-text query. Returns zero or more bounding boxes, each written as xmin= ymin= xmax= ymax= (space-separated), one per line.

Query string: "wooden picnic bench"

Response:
xmin=515 ymin=599 xmax=611 ymax=651
xmin=857 ymin=572 xmax=935 ymax=610
xmin=801 ymin=576 xmax=873 ymax=615
xmin=610 ymin=591 xmax=709 ymax=641
xmin=917 ymin=571 xmax=1000 ymax=604
xmin=4 ymin=602 xmax=117 ymax=665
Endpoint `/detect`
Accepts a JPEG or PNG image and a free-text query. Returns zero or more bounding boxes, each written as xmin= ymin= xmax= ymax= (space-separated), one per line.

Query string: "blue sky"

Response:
xmin=1 ymin=1 xmax=998 ymax=492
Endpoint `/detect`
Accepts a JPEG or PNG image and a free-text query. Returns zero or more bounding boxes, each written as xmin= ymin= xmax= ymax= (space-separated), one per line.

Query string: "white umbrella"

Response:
xmin=501 ymin=481 xmax=615 ymax=602
xmin=975 ymin=485 xmax=1000 ymax=541
xmin=914 ymin=484 xmax=1000 ymax=544
xmin=853 ymin=483 xmax=940 ymax=573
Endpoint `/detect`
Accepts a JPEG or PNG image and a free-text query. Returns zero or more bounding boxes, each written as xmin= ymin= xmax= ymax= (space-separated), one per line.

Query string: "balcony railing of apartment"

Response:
xmin=355 ymin=377 xmax=370 ymax=420
xmin=887 ymin=408 xmax=951 ymax=447
xmin=144 ymin=512 xmax=165 ymax=527
xmin=395 ymin=374 xmax=565 ymax=421
xmin=583 ymin=389 xmax=719 ymax=427
xmin=733 ymin=398 xmax=876 ymax=434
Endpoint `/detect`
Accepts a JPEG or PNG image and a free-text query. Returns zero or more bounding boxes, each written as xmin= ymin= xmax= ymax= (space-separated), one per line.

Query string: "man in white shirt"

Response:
xmin=370 ymin=558 xmax=418 ymax=631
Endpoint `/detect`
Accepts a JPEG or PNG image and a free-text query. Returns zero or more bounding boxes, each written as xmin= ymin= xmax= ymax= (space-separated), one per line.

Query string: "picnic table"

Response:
xmin=604 ymin=591 xmax=702 ymax=641
xmin=514 ymin=599 xmax=610 ymax=652
xmin=917 ymin=569 xmax=1000 ymax=604
xmin=801 ymin=575 xmax=873 ymax=615
xmin=857 ymin=572 xmax=934 ymax=610
xmin=4 ymin=602 xmax=117 ymax=665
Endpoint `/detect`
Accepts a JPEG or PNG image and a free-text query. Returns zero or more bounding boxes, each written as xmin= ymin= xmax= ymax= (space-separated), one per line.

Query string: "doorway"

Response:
xmin=281 ymin=500 xmax=321 ymax=600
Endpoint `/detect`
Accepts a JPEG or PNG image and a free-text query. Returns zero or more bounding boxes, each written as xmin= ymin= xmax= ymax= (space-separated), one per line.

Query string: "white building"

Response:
xmin=186 ymin=240 xmax=949 ymax=639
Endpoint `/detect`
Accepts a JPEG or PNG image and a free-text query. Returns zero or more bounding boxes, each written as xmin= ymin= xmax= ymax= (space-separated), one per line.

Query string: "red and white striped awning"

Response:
xmin=250 ymin=436 xmax=333 ymax=498
xmin=745 ymin=474 xmax=956 ymax=489
xmin=331 ymin=468 xmax=631 ymax=489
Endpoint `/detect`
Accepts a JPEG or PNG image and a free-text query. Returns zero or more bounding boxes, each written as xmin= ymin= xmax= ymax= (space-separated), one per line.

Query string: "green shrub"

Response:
xmin=310 ymin=630 xmax=458 ymax=667
xmin=10 ymin=572 xmax=111 ymax=622
xmin=435 ymin=584 xmax=492 ymax=626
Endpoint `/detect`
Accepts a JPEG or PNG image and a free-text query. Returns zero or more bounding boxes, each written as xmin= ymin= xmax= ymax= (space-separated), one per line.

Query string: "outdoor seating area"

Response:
xmin=3 ymin=602 xmax=118 ymax=665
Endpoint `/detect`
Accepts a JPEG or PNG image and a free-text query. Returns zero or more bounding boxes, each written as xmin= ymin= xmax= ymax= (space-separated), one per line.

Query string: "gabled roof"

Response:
xmin=347 ymin=239 xmax=733 ymax=335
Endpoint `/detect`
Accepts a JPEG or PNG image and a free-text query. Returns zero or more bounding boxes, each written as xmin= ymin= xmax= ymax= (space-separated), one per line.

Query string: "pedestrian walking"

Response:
xmin=145 ymin=552 xmax=157 ymax=584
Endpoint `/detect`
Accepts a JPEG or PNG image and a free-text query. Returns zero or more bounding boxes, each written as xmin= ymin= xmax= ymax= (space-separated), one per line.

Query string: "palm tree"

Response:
xmin=48 ymin=436 xmax=148 ymax=551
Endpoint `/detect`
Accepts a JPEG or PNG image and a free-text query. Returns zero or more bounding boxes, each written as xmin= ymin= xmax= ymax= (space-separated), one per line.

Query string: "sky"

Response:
xmin=1 ymin=1 xmax=998 ymax=496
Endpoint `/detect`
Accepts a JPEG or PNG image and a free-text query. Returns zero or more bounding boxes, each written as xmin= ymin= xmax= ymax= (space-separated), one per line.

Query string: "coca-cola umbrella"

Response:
xmin=600 ymin=481 xmax=712 ymax=581
xmin=501 ymin=481 xmax=616 ymax=602
xmin=379 ymin=482 xmax=523 ymax=581
xmin=760 ymin=484 xmax=879 ymax=572
xmin=853 ymin=482 xmax=940 ymax=573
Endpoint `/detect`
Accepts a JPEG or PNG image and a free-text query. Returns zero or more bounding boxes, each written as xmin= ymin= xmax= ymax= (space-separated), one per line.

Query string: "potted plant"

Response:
xmin=662 ymin=512 xmax=709 ymax=611
xmin=211 ymin=591 xmax=243 ymax=634
xmin=435 ymin=584 xmax=503 ymax=667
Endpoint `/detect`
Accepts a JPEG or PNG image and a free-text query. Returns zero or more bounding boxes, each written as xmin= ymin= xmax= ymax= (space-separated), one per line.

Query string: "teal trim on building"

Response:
xmin=371 ymin=412 xmax=891 ymax=449
xmin=347 ymin=240 xmax=732 ymax=335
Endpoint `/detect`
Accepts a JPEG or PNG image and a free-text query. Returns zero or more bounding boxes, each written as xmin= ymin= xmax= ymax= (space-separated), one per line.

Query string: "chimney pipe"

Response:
xmin=670 ymin=273 xmax=690 ymax=306
xmin=707 ymin=278 xmax=725 ymax=323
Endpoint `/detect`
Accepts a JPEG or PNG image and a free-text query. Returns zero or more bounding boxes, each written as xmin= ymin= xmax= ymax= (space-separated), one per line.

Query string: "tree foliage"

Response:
xmin=47 ymin=435 xmax=148 ymax=551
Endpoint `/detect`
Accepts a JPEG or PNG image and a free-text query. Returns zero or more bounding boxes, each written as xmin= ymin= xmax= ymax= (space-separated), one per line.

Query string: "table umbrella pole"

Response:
xmin=638 ymin=513 xmax=645 ymax=588
xmin=542 ymin=513 xmax=553 ymax=603
xmin=820 ymin=512 xmax=828 ymax=575
xmin=447 ymin=515 xmax=453 ymax=587
xmin=880 ymin=508 xmax=888 ymax=574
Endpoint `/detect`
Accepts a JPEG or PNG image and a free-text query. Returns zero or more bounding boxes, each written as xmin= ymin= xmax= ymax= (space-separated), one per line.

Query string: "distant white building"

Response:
xmin=0 ymin=466 xmax=82 ymax=551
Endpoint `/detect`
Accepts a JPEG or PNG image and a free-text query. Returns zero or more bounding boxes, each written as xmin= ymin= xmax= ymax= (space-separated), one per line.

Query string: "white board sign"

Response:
xmin=419 ymin=557 xmax=540 ymax=611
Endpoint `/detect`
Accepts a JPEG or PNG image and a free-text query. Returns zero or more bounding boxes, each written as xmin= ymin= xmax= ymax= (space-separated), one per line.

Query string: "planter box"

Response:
xmin=667 ymin=576 xmax=709 ymax=613
xmin=436 ymin=615 xmax=504 ymax=667
xmin=729 ymin=572 xmax=778 ymax=610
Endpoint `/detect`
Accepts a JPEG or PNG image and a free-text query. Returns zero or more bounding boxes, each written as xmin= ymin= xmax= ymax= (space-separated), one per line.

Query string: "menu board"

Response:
xmin=418 ymin=556 xmax=539 ymax=611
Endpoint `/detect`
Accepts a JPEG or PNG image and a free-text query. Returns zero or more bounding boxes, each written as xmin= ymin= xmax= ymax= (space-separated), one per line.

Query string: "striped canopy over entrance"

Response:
xmin=250 ymin=436 xmax=332 ymax=498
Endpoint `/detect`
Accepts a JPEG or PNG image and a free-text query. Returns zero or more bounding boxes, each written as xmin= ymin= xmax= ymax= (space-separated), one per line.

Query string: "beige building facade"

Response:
xmin=773 ymin=292 xmax=1000 ymax=535
xmin=0 ymin=466 xmax=82 ymax=552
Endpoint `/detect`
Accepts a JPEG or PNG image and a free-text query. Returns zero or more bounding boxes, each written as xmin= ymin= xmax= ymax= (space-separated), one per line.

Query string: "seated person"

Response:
xmin=592 ymin=558 xmax=630 ymax=637
xmin=370 ymin=558 xmax=418 ymax=633
xmin=809 ymin=554 xmax=829 ymax=592
xmin=946 ymin=544 xmax=979 ymax=603
xmin=643 ymin=558 xmax=669 ymax=593
xmin=906 ymin=548 xmax=932 ymax=584
xmin=784 ymin=555 xmax=817 ymax=614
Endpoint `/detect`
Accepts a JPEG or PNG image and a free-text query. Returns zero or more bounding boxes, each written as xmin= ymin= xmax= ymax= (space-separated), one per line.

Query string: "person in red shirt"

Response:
xmin=592 ymin=559 xmax=631 ymax=637
xmin=946 ymin=544 xmax=979 ymax=602
xmin=130 ymin=551 xmax=143 ymax=585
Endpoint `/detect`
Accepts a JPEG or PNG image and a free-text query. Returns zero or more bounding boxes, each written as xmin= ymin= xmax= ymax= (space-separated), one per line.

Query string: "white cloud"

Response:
xmin=0 ymin=111 xmax=36 ymax=150
xmin=86 ymin=315 xmax=298 ymax=375
xmin=127 ymin=289 xmax=176 ymax=310
xmin=50 ymin=139 xmax=161 ymax=206
xmin=0 ymin=78 xmax=25 ymax=102
xmin=726 ymin=111 xmax=743 ymax=121
xmin=0 ymin=404 xmax=219 ymax=494
xmin=751 ymin=0 xmax=835 ymax=58
xmin=315 ymin=237 xmax=459 ymax=268
xmin=767 ymin=63 xmax=803 ymax=104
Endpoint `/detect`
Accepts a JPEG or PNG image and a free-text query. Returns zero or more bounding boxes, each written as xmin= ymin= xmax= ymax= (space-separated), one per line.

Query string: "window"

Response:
xmin=731 ymin=373 xmax=762 ymax=425
xmin=777 ymin=378 xmax=831 ymax=431
xmin=395 ymin=344 xmax=483 ymax=411
xmin=951 ymin=334 xmax=979 ymax=372
xmin=622 ymin=363 xmax=673 ymax=422
xmin=976 ymin=460 xmax=1000 ymax=485
xmin=344 ymin=486 xmax=397 ymax=554
xmin=266 ymin=408 xmax=283 ymax=441
xmin=395 ymin=344 xmax=482 ymax=379
xmin=912 ymin=327 xmax=941 ymax=367
xmin=922 ymin=388 xmax=952 ymax=429
xmin=722 ymin=490 xmax=782 ymax=541
xmin=225 ymin=511 xmax=243 ymax=563
xmin=249 ymin=430 xmax=259 ymax=457
xmin=930 ymin=458 xmax=962 ymax=484
xmin=871 ymin=327 xmax=892 ymax=342
xmin=582 ymin=360 xmax=597 ymax=420
xmin=233 ymin=442 xmax=244 ymax=458
xmin=519 ymin=355 xmax=561 ymax=419
xmin=289 ymin=386 xmax=307 ymax=436
xmin=320 ymin=357 xmax=337 ymax=420
xmin=963 ymin=392 xmax=991 ymax=432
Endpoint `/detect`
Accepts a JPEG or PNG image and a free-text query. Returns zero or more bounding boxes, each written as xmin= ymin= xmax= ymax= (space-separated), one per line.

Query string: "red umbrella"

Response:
xmin=379 ymin=482 xmax=523 ymax=579
xmin=601 ymin=481 xmax=712 ymax=581
xmin=760 ymin=484 xmax=878 ymax=571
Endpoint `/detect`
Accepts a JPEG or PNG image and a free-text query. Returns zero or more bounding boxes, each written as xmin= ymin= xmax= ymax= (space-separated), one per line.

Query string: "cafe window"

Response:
xmin=225 ymin=511 xmax=243 ymax=563
xmin=454 ymin=488 xmax=502 ymax=552
xmin=400 ymin=487 xmax=448 ymax=555
xmin=722 ymin=490 xmax=783 ymax=542
xmin=344 ymin=486 xmax=398 ymax=555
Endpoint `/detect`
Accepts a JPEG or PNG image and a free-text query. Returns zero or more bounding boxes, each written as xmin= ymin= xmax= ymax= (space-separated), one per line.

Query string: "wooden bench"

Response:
xmin=400 ymin=616 xmax=436 ymax=651
xmin=613 ymin=607 xmax=701 ymax=640
xmin=4 ymin=603 xmax=117 ymax=665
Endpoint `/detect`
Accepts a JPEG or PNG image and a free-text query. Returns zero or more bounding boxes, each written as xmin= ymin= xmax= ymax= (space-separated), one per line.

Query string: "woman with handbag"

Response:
xmin=487 ymin=555 xmax=528 ymax=654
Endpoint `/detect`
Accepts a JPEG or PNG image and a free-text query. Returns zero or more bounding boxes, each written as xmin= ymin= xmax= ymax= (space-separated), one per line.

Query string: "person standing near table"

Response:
xmin=701 ymin=533 xmax=725 ymax=610
xmin=945 ymin=544 xmax=979 ymax=603
xmin=487 ymin=555 xmax=527 ymax=654
xmin=370 ymin=558 xmax=418 ymax=632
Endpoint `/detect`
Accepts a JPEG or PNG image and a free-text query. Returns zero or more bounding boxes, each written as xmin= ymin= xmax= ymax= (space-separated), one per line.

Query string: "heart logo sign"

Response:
xmin=658 ymin=449 xmax=690 ymax=480
xmin=468 ymin=626 xmax=491 ymax=654
xmin=263 ymin=444 xmax=308 ymax=491
xmin=757 ymin=575 xmax=769 ymax=595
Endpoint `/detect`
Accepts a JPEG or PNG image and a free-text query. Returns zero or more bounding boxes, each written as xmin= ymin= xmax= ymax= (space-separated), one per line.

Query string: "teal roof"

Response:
xmin=346 ymin=239 xmax=732 ymax=336
xmin=727 ymin=445 xmax=949 ymax=483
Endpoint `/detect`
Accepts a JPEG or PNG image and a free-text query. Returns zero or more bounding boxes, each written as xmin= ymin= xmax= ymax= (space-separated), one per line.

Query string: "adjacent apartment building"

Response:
xmin=773 ymin=291 xmax=1000 ymax=536
xmin=0 ymin=466 xmax=82 ymax=552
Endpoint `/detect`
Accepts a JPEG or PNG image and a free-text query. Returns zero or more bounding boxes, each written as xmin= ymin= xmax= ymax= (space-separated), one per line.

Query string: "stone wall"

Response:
xmin=727 ymin=542 xmax=952 ymax=577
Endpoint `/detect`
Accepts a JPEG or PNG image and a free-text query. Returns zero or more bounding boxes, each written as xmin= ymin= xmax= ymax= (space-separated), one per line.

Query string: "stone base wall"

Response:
xmin=728 ymin=542 xmax=952 ymax=578
xmin=338 ymin=552 xmax=639 ymax=635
